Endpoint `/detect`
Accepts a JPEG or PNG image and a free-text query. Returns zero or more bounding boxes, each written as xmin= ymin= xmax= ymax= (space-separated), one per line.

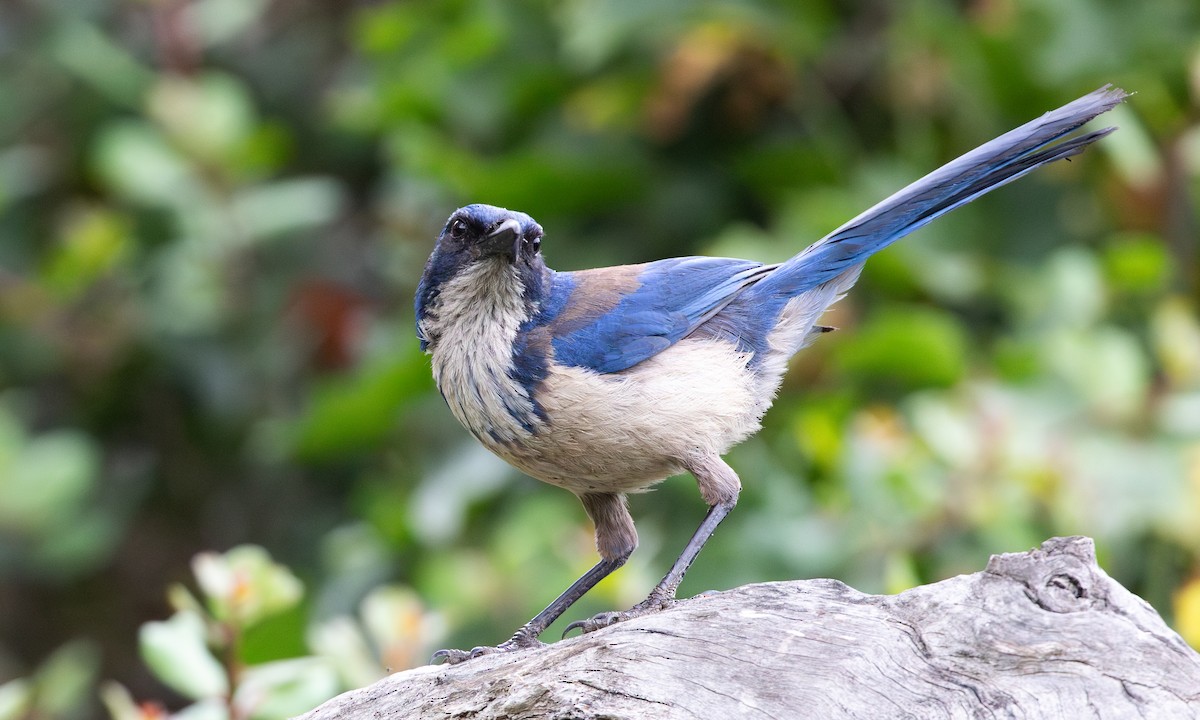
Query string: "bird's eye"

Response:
xmin=449 ymin=219 xmax=468 ymax=239
xmin=531 ymin=236 xmax=541 ymax=253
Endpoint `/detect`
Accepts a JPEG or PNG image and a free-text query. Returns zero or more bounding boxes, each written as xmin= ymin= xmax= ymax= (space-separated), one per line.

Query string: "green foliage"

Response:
xmin=0 ymin=0 xmax=1198 ymax=716
xmin=834 ymin=305 xmax=969 ymax=391
xmin=0 ymin=396 xmax=118 ymax=576
xmin=0 ymin=642 xmax=98 ymax=720
xmin=105 ymin=545 xmax=438 ymax=720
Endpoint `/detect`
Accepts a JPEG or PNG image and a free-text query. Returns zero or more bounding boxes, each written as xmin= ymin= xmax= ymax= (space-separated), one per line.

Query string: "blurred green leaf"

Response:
xmin=145 ymin=240 xmax=226 ymax=335
xmin=992 ymin=337 xmax=1042 ymax=383
xmin=97 ymin=681 xmax=141 ymax=720
xmin=907 ymin=391 xmax=980 ymax=470
xmin=353 ymin=3 xmax=422 ymax=56
xmin=240 ymin=602 xmax=309 ymax=666
xmin=1153 ymin=298 xmax=1200 ymax=390
xmin=0 ymin=678 xmax=31 ymax=720
xmin=409 ymin=444 xmax=514 ymax=545
xmin=1103 ymin=233 xmax=1171 ymax=295
xmin=31 ymin=641 xmax=100 ymax=718
xmin=360 ymin=585 xmax=443 ymax=671
xmin=833 ymin=306 xmax=969 ymax=390
xmin=0 ymin=424 xmax=99 ymax=535
xmin=173 ymin=699 xmax=231 ymax=720
xmin=139 ymin=611 xmax=228 ymax=701
xmin=1043 ymin=248 xmax=1107 ymax=329
xmin=1101 ymin=103 xmax=1162 ymax=189
xmin=92 ymin=122 xmax=197 ymax=206
xmin=229 ymin=178 xmax=344 ymax=242
xmin=307 ymin=618 xmax=379 ymax=690
xmin=185 ymin=0 xmax=271 ymax=46
xmin=292 ymin=348 xmax=432 ymax=460
xmin=234 ymin=658 xmax=340 ymax=720
xmin=883 ymin=551 xmax=921 ymax=595
xmin=43 ymin=205 xmax=132 ymax=298
xmin=1046 ymin=326 xmax=1148 ymax=422
xmin=788 ymin=401 xmax=846 ymax=475
xmin=192 ymin=546 xmax=303 ymax=629
xmin=1157 ymin=392 xmax=1200 ymax=437
xmin=50 ymin=19 xmax=153 ymax=107
xmin=147 ymin=74 xmax=257 ymax=166
xmin=168 ymin=583 xmax=208 ymax=618
xmin=31 ymin=509 xmax=121 ymax=575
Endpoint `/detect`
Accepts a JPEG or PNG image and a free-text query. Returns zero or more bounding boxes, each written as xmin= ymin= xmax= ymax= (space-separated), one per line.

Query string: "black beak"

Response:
xmin=486 ymin=218 xmax=523 ymax=261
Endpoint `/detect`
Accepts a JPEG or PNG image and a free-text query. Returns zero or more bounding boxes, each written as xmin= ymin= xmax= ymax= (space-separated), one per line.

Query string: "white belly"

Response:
xmin=500 ymin=338 xmax=768 ymax=494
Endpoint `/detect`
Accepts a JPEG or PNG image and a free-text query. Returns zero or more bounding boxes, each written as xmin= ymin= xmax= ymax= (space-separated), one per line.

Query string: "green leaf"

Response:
xmin=174 ymin=699 xmax=232 ymax=720
xmin=307 ymin=617 xmax=379 ymax=689
xmin=92 ymin=121 xmax=197 ymax=206
xmin=184 ymin=0 xmax=271 ymax=46
xmin=139 ymin=611 xmax=229 ymax=700
xmin=229 ymin=178 xmax=343 ymax=242
xmin=43 ymin=205 xmax=132 ymax=299
xmin=98 ymin=681 xmax=143 ymax=720
xmin=31 ymin=641 xmax=100 ymax=717
xmin=291 ymin=347 xmax=432 ymax=460
xmin=0 ymin=678 xmax=31 ymax=720
xmin=50 ymin=19 xmax=153 ymax=107
xmin=145 ymin=239 xmax=226 ymax=335
xmin=147 ymin=73 xmax=257 ymax=165
xmin=0 ymin=429 xmax=99 ymax=533
xmin=359 ymin=585 xmax=444 ymax=673
xmin=193 ymin=546 xmax=303 ymax=629
xmin=234 ymin=658 xmax=341 ymax=720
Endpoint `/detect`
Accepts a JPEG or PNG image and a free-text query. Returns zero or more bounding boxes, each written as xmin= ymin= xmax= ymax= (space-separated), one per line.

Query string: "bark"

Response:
xmin=298 ymin=537 xmax=1200 ymax=719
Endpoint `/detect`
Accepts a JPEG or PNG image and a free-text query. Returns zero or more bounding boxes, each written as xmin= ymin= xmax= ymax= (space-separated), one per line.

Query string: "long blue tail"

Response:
xmin=754 ymin=85 xmax=1128 ymax=298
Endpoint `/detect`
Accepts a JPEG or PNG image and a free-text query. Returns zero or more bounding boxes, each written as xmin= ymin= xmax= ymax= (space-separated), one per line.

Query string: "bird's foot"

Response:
xmin=562 ymin=590 xmax=676 ymax=637
xmin=431 ymin=625 xmax=545 ymax=665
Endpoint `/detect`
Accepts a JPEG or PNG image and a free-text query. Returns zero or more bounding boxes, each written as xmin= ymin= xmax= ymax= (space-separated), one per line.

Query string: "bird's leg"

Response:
xmin=566 ymin=453 xmax=740 ymax=634
xmin=432 ymin=492 xmax=636 ymax=664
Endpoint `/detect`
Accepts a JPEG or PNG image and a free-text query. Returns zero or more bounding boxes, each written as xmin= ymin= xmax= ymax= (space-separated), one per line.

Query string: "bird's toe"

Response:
xmin=431 ymin=629 xmax=545 ymax=665
xmin=563 ymin=597 xmax=677 ymax=638
xmin=430 ymin=647 xmax=473 ymax=665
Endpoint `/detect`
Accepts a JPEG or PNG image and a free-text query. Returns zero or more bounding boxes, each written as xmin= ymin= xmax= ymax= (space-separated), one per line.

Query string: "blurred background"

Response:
xmin=1 ymin=0 xmax=1199 ymax=717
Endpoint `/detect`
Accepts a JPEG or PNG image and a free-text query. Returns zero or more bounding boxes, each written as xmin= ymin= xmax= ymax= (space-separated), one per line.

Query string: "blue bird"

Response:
xmin=416 ymin=86 xmax=1127 ymax=664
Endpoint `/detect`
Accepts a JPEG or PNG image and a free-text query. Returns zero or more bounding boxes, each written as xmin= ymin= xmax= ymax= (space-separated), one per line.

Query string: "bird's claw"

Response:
xmin=562 ymin=595 xmax=676 ymax=638
xmin=430 ymin=647 xmax=479 ymax=665
xmin=562 ymin=611 xmax=621 ymax=637
xmin=431 ymin=629 xmax=545 ymax=665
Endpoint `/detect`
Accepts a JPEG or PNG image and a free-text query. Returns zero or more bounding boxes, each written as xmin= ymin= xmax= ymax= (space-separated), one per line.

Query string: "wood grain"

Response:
xmin=297 ymin=537 xmax=1200 ymax=719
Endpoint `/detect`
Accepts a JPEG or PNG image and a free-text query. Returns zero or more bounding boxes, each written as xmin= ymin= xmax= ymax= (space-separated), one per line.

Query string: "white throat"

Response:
xmin=421 ymin=259 xmax=540 ymax=445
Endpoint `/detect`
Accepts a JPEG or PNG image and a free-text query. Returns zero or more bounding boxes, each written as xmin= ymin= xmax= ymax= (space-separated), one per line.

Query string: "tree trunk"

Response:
xmin=297 ymin=537 xmax=1200 ymax=719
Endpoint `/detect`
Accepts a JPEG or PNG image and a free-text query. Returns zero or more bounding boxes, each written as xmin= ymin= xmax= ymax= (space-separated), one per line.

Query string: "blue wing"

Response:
xmin=538 ymin=257 xmax=774 ymax=374
xmin=530 ymin=86 xmax=1127 ymax=377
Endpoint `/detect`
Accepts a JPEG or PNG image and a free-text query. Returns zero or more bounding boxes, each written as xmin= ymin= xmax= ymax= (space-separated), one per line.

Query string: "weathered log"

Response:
xmin=298 ymin=537 xmax=1200 ymax=719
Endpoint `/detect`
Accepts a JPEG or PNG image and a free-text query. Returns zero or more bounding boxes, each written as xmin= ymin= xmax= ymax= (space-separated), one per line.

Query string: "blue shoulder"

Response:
xmin=527 ymin=257 xmax=772 ymax=374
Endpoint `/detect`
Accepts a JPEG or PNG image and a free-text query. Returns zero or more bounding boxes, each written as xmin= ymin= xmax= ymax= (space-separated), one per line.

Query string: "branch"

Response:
xmin=298 ymin=537 xmax=1200 ymax=719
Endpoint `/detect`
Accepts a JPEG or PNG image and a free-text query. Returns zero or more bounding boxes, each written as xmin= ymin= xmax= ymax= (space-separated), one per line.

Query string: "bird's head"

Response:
xmin=415 ymin=204 xmax=549 ymax=350
xmin=437 ymin=204 xmax=543 ymax=264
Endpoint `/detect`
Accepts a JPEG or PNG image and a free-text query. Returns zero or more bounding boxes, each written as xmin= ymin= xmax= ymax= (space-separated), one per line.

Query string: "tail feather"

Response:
xmin=756 ymin=85 xmax=1127 ymax=298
